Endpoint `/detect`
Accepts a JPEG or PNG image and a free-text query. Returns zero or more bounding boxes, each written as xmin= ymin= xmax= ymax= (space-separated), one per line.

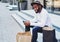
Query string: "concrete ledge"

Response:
xmin=7 ymin=5 xmax=18 ymax=10
xmin=49 ymin=14 xmax=60 ymax=28
xmin=11 ymin=14 xmax=25 ymax=31
xmin=16 ymin=11 xmax=33 ymax=21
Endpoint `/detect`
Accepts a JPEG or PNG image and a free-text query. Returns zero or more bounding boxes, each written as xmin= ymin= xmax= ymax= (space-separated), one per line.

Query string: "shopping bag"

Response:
xmin=16 ymin=32 xmax=31 ymax=42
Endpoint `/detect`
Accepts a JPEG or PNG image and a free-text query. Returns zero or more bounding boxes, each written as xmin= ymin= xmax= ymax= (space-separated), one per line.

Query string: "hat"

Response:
xmin=31 ymin=1 xmax=43 ymax=7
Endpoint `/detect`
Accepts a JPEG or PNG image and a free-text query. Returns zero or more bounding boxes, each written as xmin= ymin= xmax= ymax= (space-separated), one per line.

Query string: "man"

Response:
xmin=23 ymin=1 xmax=52 ymax=42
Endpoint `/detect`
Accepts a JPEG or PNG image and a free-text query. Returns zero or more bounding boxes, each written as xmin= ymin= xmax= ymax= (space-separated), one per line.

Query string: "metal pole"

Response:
xmin=51 ymin=0 xmax=54 ymax=12
xmin=13 ymin=0 xmax=14 ymax=5
xmin=44 ymin=0 xmax=46 ymax=9
xmin=20 ymin=2 xmax=21 ymax=10
xmin=18 ymin=1 xmax=20 ymax=11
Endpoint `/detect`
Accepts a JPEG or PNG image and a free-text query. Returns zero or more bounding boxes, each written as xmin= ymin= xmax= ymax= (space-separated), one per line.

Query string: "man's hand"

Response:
xmin=23 ymin=21 xmax=30 ymax=26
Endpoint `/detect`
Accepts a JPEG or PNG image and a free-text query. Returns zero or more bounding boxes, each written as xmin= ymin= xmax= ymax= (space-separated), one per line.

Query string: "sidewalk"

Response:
xmin=0 ymin=2 xmax=23 ymax=42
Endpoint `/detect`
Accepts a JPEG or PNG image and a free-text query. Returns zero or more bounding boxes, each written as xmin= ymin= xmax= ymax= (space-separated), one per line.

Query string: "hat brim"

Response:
xmin=31 ymin=3 xmax=43 ymax=7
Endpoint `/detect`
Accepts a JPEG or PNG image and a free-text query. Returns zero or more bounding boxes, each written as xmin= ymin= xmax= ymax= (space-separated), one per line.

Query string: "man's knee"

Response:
xmin=32 ymin=26 xmax=43 ymax=33
xmin=32 ymin=27 xmax=38 ymax=32
xmin=33 ymin=28 xmax=36 ymax=32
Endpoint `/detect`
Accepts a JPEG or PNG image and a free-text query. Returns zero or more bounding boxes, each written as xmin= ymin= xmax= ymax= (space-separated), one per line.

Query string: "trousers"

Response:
xmin=25 ymin=26 xmax=43 ymax=42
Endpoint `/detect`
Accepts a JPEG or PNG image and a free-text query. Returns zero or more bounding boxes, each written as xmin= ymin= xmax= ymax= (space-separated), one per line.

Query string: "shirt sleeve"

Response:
xmin=30 ymin=12 xmax=48 ymax=27
xmin=30 ymin=14 xmax=37 ymax=23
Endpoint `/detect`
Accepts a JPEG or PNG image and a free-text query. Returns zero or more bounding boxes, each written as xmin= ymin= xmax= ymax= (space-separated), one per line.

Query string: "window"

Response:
xmin=45 ymin=0 xmax=60 ymax=14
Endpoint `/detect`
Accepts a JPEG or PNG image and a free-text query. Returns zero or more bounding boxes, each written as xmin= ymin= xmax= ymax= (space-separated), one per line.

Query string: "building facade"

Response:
xmin=45 ymin=0 xmax=60 ymax=14
xmin=1 ymin=0 xmax=60 ymax=14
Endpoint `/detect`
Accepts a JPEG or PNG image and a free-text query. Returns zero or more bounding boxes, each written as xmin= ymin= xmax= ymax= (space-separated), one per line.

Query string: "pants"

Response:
xmin=25 ymin=26 xmax=43 ymax=42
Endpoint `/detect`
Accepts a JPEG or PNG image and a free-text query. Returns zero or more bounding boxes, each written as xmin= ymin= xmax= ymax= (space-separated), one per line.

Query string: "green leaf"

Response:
xmin=18 ymin=0 xmax=26 ymax=3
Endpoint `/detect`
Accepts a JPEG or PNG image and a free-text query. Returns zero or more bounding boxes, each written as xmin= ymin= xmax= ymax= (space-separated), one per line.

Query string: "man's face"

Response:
xmin=32 ymin=4 xmax=39 ymax=13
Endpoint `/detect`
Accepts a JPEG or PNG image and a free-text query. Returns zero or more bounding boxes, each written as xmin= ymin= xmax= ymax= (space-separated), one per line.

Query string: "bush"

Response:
xmin=17 ymin=0 xmax=26 ymax=3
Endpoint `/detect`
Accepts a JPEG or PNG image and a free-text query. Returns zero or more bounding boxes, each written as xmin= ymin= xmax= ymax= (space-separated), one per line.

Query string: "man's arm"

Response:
xmin=23 ymin=14 xmax=37 ymax=26
xmin=30 ymin=13 xmax=48 ymax=27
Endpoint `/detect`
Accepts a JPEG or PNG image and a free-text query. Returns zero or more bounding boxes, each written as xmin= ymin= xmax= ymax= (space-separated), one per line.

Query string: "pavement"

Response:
xmin=0 ymin=2 xmax=24 ymax=42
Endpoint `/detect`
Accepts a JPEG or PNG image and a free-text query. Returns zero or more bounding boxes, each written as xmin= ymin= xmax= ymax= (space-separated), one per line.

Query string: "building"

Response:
xmin=1 ymin=0 xmax=60 ymax=14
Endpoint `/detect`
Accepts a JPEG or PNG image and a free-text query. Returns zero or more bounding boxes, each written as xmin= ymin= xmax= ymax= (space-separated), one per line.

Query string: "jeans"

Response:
xmin=25 ymin=26 xmax=43 ymax=42
xmin=31 ymin=26 xmax=42 ymax=42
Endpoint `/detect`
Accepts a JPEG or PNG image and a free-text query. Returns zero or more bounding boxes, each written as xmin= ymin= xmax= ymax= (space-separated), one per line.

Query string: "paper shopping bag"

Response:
xmin=16 ymin=32 xmax=31 ymax=42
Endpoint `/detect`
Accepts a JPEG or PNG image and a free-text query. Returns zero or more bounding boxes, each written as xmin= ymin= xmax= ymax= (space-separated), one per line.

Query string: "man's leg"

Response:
xmin=31 ymin=26 xmax=42 ymax=42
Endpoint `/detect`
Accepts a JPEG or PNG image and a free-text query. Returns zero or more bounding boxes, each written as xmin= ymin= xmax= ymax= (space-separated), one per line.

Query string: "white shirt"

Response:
xmin=30 ymin=8 xmax=52 ymax=27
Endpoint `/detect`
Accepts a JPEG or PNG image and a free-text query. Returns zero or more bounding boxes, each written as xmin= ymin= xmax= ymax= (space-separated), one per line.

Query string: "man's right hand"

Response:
xmin=23 ymin=21 xmax=30 ymax=26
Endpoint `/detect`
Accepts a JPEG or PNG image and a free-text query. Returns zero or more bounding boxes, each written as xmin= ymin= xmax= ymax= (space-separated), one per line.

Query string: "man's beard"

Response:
xmin=36 ymin=9 xmax=39 ymax=13
xmin=35 ymin=7 xmax=42 ymax=13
